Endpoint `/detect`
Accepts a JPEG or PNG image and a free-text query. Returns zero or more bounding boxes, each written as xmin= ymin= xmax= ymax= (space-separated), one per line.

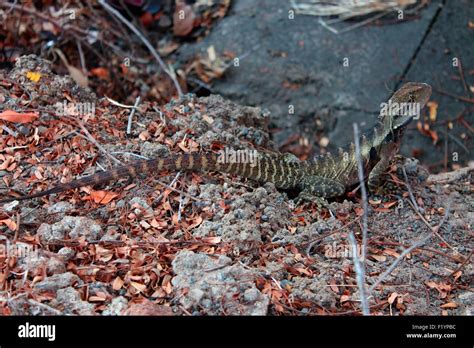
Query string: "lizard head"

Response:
xmin=380 ymin=82 xmax=432 ymax=130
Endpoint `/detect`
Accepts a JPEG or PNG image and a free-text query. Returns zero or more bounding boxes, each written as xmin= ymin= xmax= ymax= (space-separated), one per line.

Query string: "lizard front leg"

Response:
xmin=367 ymin=143 xmax=398 ymax=193
xmin=295 ymin=176 xmax=345 ymax=207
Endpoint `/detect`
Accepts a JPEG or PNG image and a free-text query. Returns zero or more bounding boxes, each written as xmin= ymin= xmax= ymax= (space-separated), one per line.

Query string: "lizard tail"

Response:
xmin=0 ymin=152 xmax=221 ymax=204
xmin=0 ymin=163 xmax=143 ymax=204
xmin=0 ymin=151 xmax=273 ymax=204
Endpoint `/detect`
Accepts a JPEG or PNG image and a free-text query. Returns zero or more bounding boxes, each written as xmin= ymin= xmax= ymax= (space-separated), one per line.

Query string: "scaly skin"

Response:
xmin=0 ymin=82 xmax=432 ymax=205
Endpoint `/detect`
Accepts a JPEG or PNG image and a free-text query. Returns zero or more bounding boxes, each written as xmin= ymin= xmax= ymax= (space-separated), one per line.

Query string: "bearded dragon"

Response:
xmin=0 ymin=82 xmax=432 ymax=205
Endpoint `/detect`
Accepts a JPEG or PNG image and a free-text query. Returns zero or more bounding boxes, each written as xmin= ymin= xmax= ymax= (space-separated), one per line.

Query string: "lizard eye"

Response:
xmin=408 ymin=94 xmax=416 ymax=103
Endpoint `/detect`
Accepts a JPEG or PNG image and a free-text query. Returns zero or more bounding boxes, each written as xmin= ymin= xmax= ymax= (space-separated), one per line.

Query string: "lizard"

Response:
xmin=0 ymin=82 xmax=432 ymax=205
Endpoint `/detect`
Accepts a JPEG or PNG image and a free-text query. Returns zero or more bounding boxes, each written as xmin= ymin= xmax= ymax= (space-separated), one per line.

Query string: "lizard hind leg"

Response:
xmin=295 ymin=176 xmax=345 ymax=207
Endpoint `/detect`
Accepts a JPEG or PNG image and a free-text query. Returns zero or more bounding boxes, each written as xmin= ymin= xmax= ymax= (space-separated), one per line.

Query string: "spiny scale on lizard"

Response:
xmin=0 ymin=82 xmax=432 ymax=204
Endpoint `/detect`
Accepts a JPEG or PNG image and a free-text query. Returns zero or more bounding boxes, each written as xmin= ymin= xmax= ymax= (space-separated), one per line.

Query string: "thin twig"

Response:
xmin=318 ymin=10 xmax=390 ymax=34
xmin=76 ymin=120 xmax=122 ymax=165
xmin=104 ymin=96 xmax=136 ymax=108
xmin=457 ymin=59 xmax=470 ymax=96
xmin=98 ymin=0 xmax=183 ymax=97
xmin=28 ymin=299 xmax=63 ymax=315
xmin=437 ymin=200 xmax=452 ymax=230
xmin=155 ymin=180 xmax=200 ymax=202
xmin=2 ymin=0 xmax=18 ymax=16
xmin=76 ymin=39 xmax=86 ymax=73
xmin=369 ymin=234 xmax=432 ymax=293
xmin=433 ymin=88 xmax=474 ymax=103
xmin=402 ymin=166 xmax=422 ymax=213
xmin=443 ymin=126 xmax=448 ymax=172
xmin=111 ymin=151 xmax=150 ymax=160
xmin=126 ymin=96 xmax=141 ymax=135
xmin=446 ymin=250 xmax=473 ymax=279
xmin=353 ymin=124 xmax=368 ymax=264
xmin=305 ymin=215 xmax=362 ymax=255
xmin=154 ymin=172 xmax=182 ymax=202
xmin=177 ymin=193 xmax=184 ymax=222
xmin=351 ymin=123 xmax=369 ymax=316
xmin=1 ymin=125 xmax=18 ymax=137
xmin=348 ymin=232 xmax=370 ymax=315
xmin=376 ymin=240 xmax=465 ymax=263
xmin=179 ymin=305 xmax=192 ymax=316
xmin=0 ymin=293 xmax=27 ymax=302
xmin=446 ymin=132 xmax=469 ymax=153
xmin=406 ymin=199 xmax=456 ymax=251
xmin=153 ymin=106 xmax=166 ymax=126
xmin=0 ymin=2 xmax=89 ymax=36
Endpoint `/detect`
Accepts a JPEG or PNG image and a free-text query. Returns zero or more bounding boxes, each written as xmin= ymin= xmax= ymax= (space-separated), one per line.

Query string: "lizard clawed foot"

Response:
xmin=294 ymin=192 xmax=333 ymax=213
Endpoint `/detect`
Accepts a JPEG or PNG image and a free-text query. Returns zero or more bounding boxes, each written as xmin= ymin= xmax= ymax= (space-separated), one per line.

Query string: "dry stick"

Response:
xmin=2 ymin=0 xmax=18 ymax=16
xmin=76 ymin=39 xmax=86 ymax=73
xmin=446 ymin=132 xmax=469 ymax=153
xmin=28 ymin=299 xmax=62 ymax=315
xmin=457 ymin=59 xmax=470 ymax=96
xmin=98 ymin=0 xmax=183 ymax=98
xmin=156 ymin=178 xmax=199 ymax=201
xmin=155 ymin=172 xmax=181 ymax=202
xmin=111 ymin=151 xmax=149 ymax=160
xmin=126 ymin=96 xmax=141 ymax=135
xmin=305 ymin=215 xmax=362 ymax=256
xmin=377 ymin=240 xmax=465 ymax=263
xmin=353 ymin=124 xmax=368 ymax=265
xmin=406 ymin=199 xmax=456 ymax=251
xmin=348 ymin=232 xmax=370 ymax=312
xmin=458 ymin=116 xmax=474 ymax=133
xmin=0 ymin=2 xmax=89 ymax=36
xmin=447 ymin=250 xmax=473 ymax=279
xmin=75 ymin=121 xmax=122 ymax=166
xmin=153 ymin=106 xmax=166 ymax=126
xmin=318 ymin=9 xmax=390 ymax=34
xmin=350 ymin=123 xmax=369 ymax=316
xmin=13 ymin=212 xmax=20 ymax=242
xmin=401 ymin=166 xmax=422 ymax=213
xmin=1 ymin=125 xmax=18 ymax=137
xmin=177 ymin=193 xmax=185 ymax=222
xmin=369 ymin=200 xmax=460 ymax=292
xmin=0 ymin=145 xmax=28 ymax=153
xmin=433 ymin=88 xmax=474 ymax=104
xmin=104 ymin=96 xmax=136 ymax=108
xmin=437 ymin=200 xmax=452 ymax=230
xmin=179 ymin=305 xmax=193 ymax=316
xmin=368 ymin=234 xmax=432 ymax=294
xmin=443 ymin=126 xmax=449 ymax=172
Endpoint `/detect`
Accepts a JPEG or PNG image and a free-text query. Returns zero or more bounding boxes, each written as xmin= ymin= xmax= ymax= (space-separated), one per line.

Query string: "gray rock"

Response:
xmin=37 ymin=216 xmax=103 ymax=243
xmin=47 ymin=201 xmax=74 ymax=215
xmin=57 ymin=247 xmax=75 ymax=261
xmin=34 ymin=272 xmax=81 ymax=292
xmin=128 ymin=197 xmax=154 ymax=216
xmin=21 ymin=250 xmax=66 ymax=275
xmin=290 ymin=276 xmax=338 ymax=308
xmin=102 ymin=296 xmax=128 ymax=316
xmin=55 ymin=287 xmax=95 ymax=315
xmin=171 ymin=250 xmax=269 ymax=315
xmin=457 ymin=292 xmax=473 ymax=316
